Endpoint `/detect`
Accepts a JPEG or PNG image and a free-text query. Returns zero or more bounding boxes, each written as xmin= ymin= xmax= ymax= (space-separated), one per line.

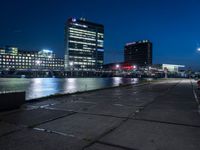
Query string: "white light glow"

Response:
xmin=69 ymin=61 xmax=74 ymax=66
xmin=116 ymin=64 xmax=120 ymax=68
xmin=42 ymin=49 xmax=52 ymax=53
xmin=133 ymin=65 xmax=137 ymax=69
xmin=36 ymin=60 xmax=41 ymax=65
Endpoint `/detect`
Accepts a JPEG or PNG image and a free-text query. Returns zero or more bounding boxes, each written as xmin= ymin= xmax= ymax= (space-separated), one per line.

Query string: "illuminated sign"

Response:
xmin=126 ymin=42 xmax=136 ymax=46
xmin=126 ymin=40 xmax=149 ymax=46
xmin=73 ymin=23 xmax=87 ymax=28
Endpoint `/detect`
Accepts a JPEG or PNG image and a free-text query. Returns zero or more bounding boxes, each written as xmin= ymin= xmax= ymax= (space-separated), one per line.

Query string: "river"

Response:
xmin=0 ymin=77 xmax=142 ymax=100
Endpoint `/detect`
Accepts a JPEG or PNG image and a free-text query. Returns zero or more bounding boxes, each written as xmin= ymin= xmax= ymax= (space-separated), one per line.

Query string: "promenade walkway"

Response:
xmin=0 ymin=79 xmax=200 ymax=150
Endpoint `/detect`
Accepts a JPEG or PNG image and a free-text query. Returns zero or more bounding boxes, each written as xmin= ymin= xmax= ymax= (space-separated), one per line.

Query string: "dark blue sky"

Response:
xmin=1 ymin=0 xmax=200 ymax=69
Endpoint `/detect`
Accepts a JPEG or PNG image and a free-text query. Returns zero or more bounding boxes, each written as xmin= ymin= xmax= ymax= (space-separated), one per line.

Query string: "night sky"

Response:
xmin=1 ymin=0 xmax=200 ymax=70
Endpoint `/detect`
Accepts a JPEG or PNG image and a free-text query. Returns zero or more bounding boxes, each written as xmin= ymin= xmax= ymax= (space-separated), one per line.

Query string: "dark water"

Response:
xmin=0 ymin=77 xmax=141 ymax=100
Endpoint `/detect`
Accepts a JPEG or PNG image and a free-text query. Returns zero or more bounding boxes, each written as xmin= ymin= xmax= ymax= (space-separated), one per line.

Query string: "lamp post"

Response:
xmin=132 ymin=65 xmax=137 ymax=77
xmin=36 ymin=60 xmax=41 ymax=77
xmin=115 ymin=64 xmax=120 ymax=76
xmin=69 ymin=61 xmax=74 ymax=77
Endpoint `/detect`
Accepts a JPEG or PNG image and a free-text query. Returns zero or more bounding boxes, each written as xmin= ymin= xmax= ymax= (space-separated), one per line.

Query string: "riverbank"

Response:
xmin=0 ymin=78 xmax=200 ymax=150
xmin=27 ymin=77 xmax=153 ymax=102
xmin=0 ymin=77 xmax=147 ymax=100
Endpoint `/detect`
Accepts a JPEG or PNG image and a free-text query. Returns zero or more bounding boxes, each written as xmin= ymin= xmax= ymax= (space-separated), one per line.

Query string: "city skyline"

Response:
xmin=1 ymin=0 xmax=200 ymax=69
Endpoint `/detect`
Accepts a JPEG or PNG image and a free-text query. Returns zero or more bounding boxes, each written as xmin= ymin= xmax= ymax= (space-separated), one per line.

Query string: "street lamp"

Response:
xmin=115 ymin=64 xmax=120 ymax=76
xmin=69 ymin=61 xmax=74 ymax=77
xmin=116 ymin=64 xmax=120 ymax=69
xmin=133 ymin=65 xmax=137 ymax=70
xmin=35 ymin=60 xmax=41 ymax=77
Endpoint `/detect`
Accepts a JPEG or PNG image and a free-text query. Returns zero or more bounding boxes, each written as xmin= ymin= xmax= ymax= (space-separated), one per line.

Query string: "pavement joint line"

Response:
xmin=192 ymin=88 xmax=199 ymax=105
xmin=73 ymin=110 xmax=138 ymax=120
xmin=33 ymin=127 xmax=77 ymax=138
xmin=0 ymin=111 xmax=75 ymax=129
xmin=190 ymin=79 xmax=200 ymax=114
xmin=27 ymin=111 xmax=77 ymax=128
xmin=44 ymin=105 xmax=139 ymax=119
xmin=0 ymin=122 xmax=24 ymax=138
xmin=82 ymin=106 xmax=138 ymax=149
xmin=77 ymin=111 xmax=130 ymax=119
xmin=95 ymin=141 xmax=138 ymax=150
xmin=82 ymin=117 xmax=129 ymax=150
xmin=133 ymin=118 xmax=200 ymax=128
xmin=191 ymin=80 xmax=200 ymax=105
xmin=134 ymin=79 xmax=182 ymax=113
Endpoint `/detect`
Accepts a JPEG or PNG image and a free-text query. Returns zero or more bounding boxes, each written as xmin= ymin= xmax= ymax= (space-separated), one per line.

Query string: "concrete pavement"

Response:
xmin=0 ymin=79 xmax=200 ymax=150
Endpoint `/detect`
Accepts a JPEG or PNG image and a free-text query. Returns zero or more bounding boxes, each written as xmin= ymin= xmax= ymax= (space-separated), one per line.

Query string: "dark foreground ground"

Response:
xmin=0 ymin=79 xmax=200 ymax=150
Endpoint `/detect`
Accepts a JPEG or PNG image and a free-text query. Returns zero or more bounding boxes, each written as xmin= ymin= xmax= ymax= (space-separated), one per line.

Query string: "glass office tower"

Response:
xmin=64 ymin=18 xmax=104 ymax=71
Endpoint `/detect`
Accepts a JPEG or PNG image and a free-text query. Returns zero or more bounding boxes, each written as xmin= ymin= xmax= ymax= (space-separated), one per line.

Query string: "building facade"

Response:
xmin=64 ymin=18 xmax=104 ymax=71
xmin=124 ymin=40 xmax=152 ymax=66
xmin=0 ymin=47 xmax=64 ymax=71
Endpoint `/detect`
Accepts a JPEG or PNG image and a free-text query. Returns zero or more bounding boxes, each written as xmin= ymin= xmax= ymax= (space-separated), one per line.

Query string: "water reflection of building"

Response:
xmin=0 ymin=46 xmax=64 ymax=71
xmin=64 ymin=17 xmax=104 ymax=71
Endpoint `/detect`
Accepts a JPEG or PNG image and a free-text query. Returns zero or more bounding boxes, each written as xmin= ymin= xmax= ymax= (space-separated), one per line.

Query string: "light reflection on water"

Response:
xmin=0 ymin=77 xmax=140 ymax=100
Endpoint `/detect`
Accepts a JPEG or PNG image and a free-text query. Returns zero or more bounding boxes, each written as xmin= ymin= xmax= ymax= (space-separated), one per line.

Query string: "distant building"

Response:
xmin=162 ymin=64 xmax=185 ymax=73
xmin=0 ymin=46 xmax=64 ymax=71
xmin=38 ymin=49 xmax=55 ymax=58
xmin=5 ymin=46 xmax=18 ymax=55
xmin=64 ymin=17 xmax=104 ymax=71
xmin=124 ymin=40 xmax=152 ymax=66
xmin=0 ymin=48 xmax=5 ymax=54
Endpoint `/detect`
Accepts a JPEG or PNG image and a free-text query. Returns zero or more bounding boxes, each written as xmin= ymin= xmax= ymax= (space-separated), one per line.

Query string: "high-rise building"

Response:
xmin=64 ymin=18 xmax=104 ymax=71
xmin=124 ymin=40 xmax=152 ymax=66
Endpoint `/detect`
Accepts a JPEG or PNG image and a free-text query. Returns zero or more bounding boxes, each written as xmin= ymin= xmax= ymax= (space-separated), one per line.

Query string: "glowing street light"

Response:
xmin=116 ymin=64 xmax=120 ymax=69
xmin=115 ymin=64 xmax=120 ymax=77
xmin=197 ymin=48 xmax=200 ymax=52
xmin=69 ymin=61 xmax=74 ymax=77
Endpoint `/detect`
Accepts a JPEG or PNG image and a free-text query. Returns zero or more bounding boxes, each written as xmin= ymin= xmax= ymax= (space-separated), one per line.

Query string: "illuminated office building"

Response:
xmin=64 ymin=18 xmax=104 ymax=71
xmin=5 ymin=46 xmax=18 ymax=55
xmin=0 ymin=46 xmax=64 ymax=71
xmin=124 ymin=40 xmax=152 ymax=66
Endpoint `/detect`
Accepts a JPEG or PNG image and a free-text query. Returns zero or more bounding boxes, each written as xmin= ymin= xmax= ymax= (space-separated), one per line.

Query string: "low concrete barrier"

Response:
xmin=0 ymin=92 xmax=25 ymax=111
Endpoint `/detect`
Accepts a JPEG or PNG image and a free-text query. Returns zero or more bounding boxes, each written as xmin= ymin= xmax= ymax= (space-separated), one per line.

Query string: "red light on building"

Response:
xmin=122 ymin=66 xmax=133 ymax=70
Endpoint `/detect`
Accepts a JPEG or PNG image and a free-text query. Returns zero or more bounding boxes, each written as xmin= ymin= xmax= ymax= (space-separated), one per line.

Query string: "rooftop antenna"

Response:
xmin=80 ymin=12 xmax=86 ymax=21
